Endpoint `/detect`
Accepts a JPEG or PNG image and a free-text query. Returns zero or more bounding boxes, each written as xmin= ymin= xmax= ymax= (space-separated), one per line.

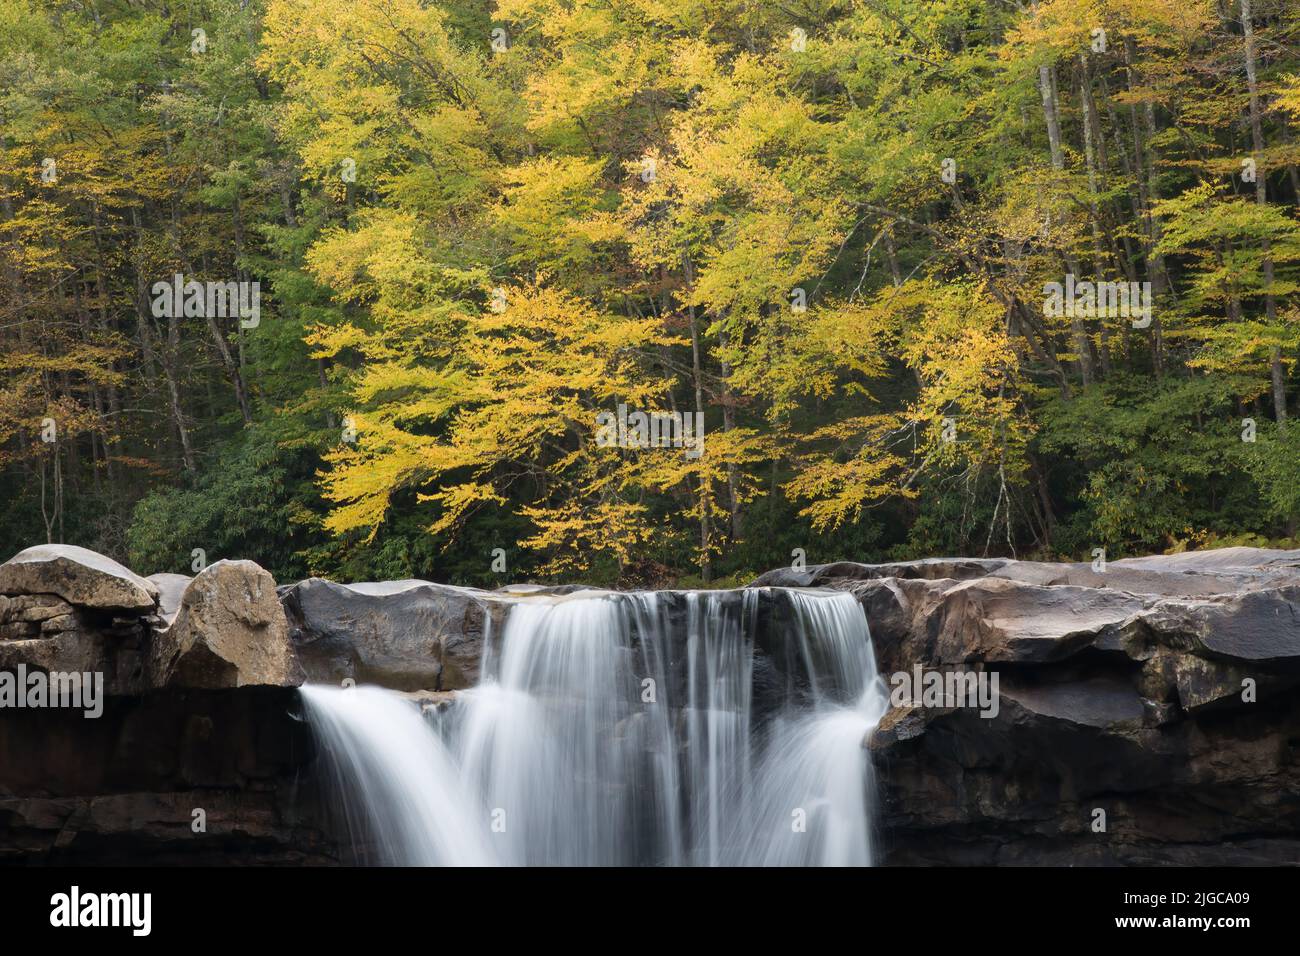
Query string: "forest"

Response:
xmin=3 ymin=0 xmax=1299 ymax=587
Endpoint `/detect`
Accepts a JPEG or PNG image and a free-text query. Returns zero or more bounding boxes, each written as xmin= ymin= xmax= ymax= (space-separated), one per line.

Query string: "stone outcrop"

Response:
xmin=150 ymin=561 xmax=300 ymax=690
xmin=0 ymin=548 xmax=321 ymax=862
xmin=0 ymin=548 xmax=301 ymax=698
xmin=0 ymin=593 xmax=83 ymax=641
xmin=280 ymin=578 xmax=506 ymax=691
xmin=773 ymin=554 xmax=1300 ymax=864
xmin=0 ymin=544 xmax=158 ymax=612
xmin=0 ymin=548 xmax=158 ymax=696
xmin=2 ymin=542 xmax=1299 ymax=864
xmin=0 ymin=686 xmax=335 ymax=863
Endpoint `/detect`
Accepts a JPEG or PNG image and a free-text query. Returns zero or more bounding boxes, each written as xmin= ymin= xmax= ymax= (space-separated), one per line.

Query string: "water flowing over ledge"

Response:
xmin=5 ymin=544 xmax=1300 ymax=864
xmin=300 ymin=588 xmax=889 ymax=866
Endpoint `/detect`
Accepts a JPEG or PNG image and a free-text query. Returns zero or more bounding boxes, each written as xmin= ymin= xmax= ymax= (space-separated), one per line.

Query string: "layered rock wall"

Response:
xmin=2 ymin=543 xmax=1298 ymax=863
xmin=755 ymin=550 xmax=1300 ymax=863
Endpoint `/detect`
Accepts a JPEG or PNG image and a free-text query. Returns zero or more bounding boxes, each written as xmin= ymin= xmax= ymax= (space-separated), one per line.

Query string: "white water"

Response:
xmin=300 ymin=588 xmax=889 ymax=866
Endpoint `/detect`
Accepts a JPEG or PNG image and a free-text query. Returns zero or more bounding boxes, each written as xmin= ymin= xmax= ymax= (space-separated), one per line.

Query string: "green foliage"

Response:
xmin=5 ymin=0 xmax=1300 ymax=585
xmin=127 ymin=431 xmax=319 ymax=579
xmin=1037 ymin=376 xmax=1262 ymax=556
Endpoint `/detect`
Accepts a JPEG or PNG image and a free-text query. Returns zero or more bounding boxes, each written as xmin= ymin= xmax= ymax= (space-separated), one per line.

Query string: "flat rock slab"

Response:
xmin=933 ymin=578 xmax=1149 ymax=664
xmin=1000 ymin=676 xmax=1146 ymax=729
xmin=1112 ymin=547 xmax=1300 ymax=572
xmin=1144 ymin=588 xmax=1300 ymax=663
xmin=987 ymin=560 xmax=1273 ymax=598
xmin=751 ymin=558 xmax=1009 ymax=587
xmin=0 ymin=544 xmax=158 ymax=612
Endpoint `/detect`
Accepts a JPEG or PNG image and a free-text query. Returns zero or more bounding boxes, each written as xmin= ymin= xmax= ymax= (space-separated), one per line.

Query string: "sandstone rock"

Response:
xmin=280 ymin=577 xmax=502 ymax=691
xmin=834 ymin=577 xmax=945 ymax=675
xmin=869 ymin=677 xmax=1300 ymax=864
xmin=0 ymin=686 xmax=338 ymax=864
xmin=0 ymin=623 xmax=37 ymax=640
xmin=751 ymin=557 xmax=1009 ymax=588
xmin=1143 ymin=587 xmax=1300 ymax=663
xmin=150 ymin=560 xmax=298 ymax=690
xmin=1165 ymin=653 xmax=1254 ymax=712
xmin=39 ymin=613 xmax=79 ymax=634
xmin=988 ymin=559 xmax=1267 ymax=598
xmin=999 ymin=675 xmax=1146 ymax=729
xmin=832 ymin=547 xmax=1300 ymax=864
xmin=0 ymin=545 xmax=158 ymax=612
xmin=0 ymin=631 xmax=109 ymax=675
xmin=930 ymin=577 xmax=1148 ymax=664
xmin=4 ymin=596 xmax=78 ymax=623
xmin=1 ymin=540 xmax=1297 ymax=866
xmin=1113 ymin=546 xmax=1300 ymax=572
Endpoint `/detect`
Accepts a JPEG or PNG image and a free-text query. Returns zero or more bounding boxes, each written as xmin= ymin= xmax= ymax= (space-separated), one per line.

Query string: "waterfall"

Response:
xmin=298 ymin=684 xmax=498 ymax=865
xmin=300 ymin=588 xmax=889 ymax=866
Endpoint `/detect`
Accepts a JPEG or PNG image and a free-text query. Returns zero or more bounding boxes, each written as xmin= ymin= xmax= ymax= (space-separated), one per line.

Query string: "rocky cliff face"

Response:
xmin=0 ymin=546 xmax=332 ymax=863
xmin=755 ymin=549 xmax=1300 ymax=863
xmin=2 ymin=544 xmax=1297 ymax=864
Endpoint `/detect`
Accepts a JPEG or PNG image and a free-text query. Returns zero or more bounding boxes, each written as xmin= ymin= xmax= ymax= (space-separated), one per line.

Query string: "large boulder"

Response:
xmin=824 ymin=548 xmax=1300 ymax=864
xmin=0 ymin=544 xmax=158 ymax=612
xmin=280 ymin=578 xmax=502 ymax=691
xmin=150 ymin=561 xmax=298 ymax=690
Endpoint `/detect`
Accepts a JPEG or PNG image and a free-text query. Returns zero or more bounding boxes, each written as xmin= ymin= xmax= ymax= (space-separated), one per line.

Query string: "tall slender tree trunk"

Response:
xmin=1036 ymin=44 xmax=1093 ymax=386
xmin=1080 ymin=54 xmax=1113 ymax=377
xmin=683 ymin=255 xmax=712 ymax=582
xmin=133 ymin=208 xmax=195 ymax=471
xmin=717 ymin=328 xmax=743 ymax=540
xmin=1038 ymin=63 xmax=1065 ymax=169
xmin=1125 ymin=37 xmax=1168 ymax=377
xmin=1242 ymin=0 xmax=1286 ymax=426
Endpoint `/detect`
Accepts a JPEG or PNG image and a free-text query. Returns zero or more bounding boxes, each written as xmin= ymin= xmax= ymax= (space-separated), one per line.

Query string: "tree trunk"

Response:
xmin=1242 ymin=0 xmax=1286 ymax=426
xmin=133 ymin=208 xmax=196 ymax=471
xmin=683 ymin=255 xmax=712 ymax=582
xmin=1080 ymin=54 xmax=1113 ymax=376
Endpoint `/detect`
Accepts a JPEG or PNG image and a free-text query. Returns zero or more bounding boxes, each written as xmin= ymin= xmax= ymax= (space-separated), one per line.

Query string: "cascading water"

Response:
xmin=300 ymin=588 xmax=889 ymax=866
xmin=298 ymin=684 xmax=497 ymax=865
